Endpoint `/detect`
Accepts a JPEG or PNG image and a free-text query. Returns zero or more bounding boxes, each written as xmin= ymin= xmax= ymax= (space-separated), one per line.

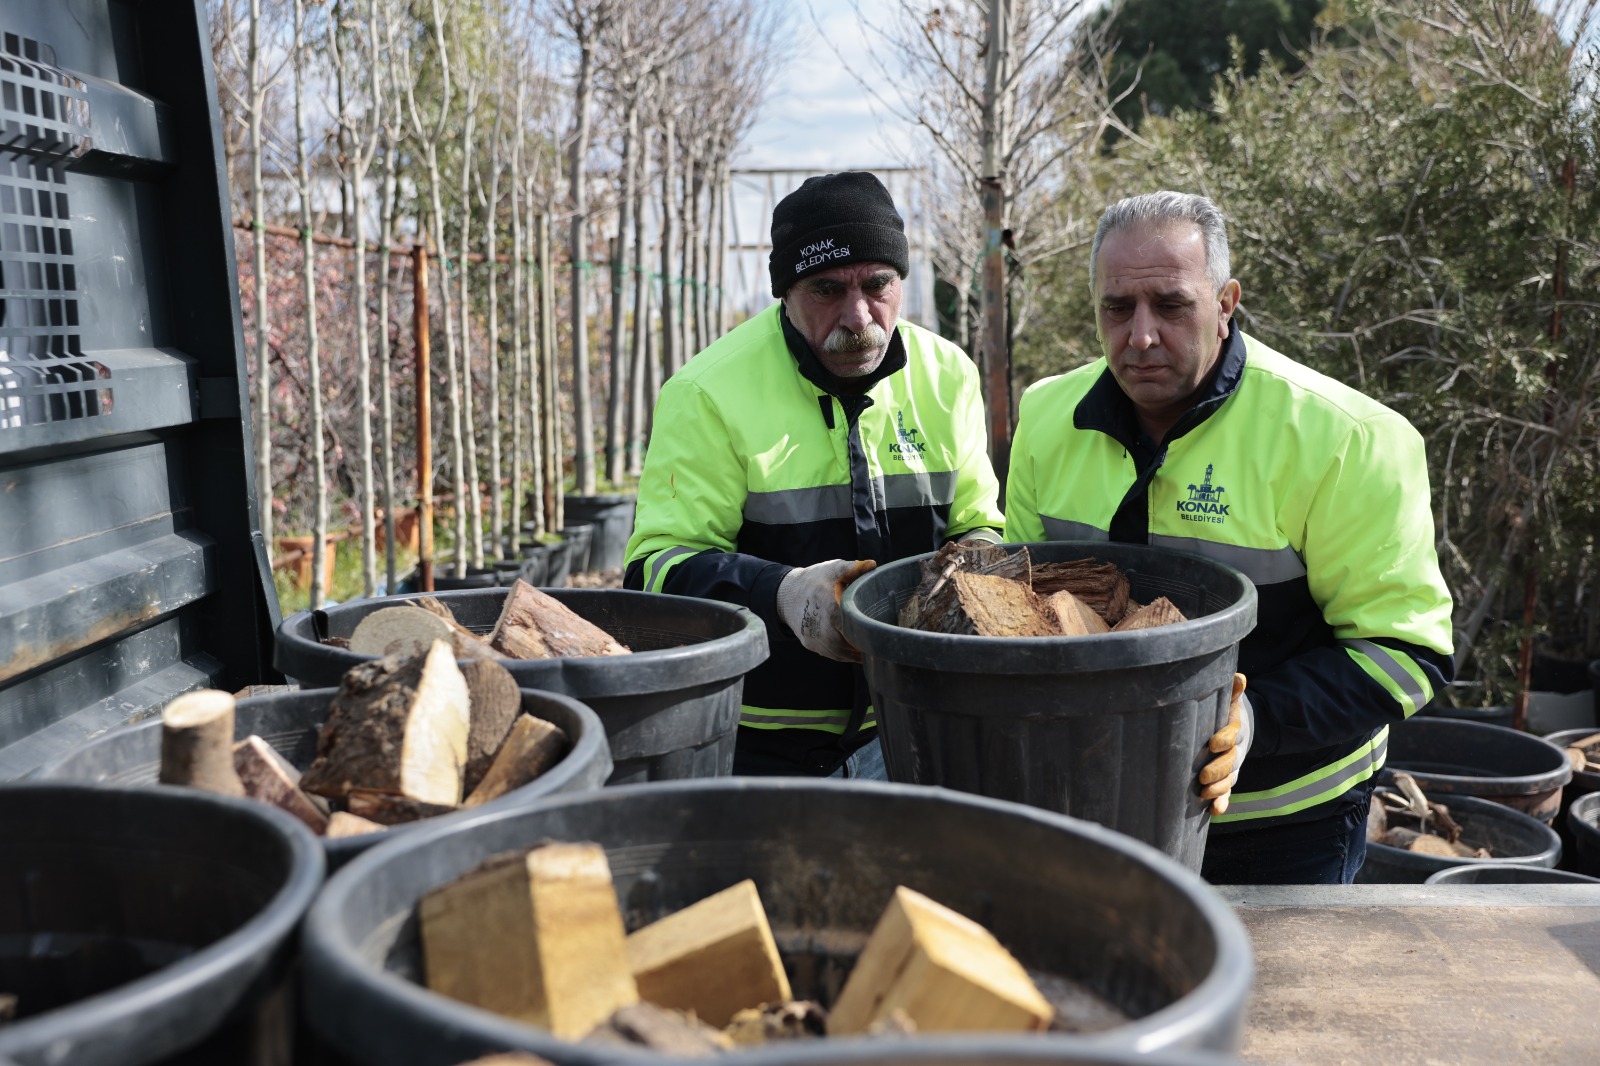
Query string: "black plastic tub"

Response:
xmin=432 ymin=565 xmax=501 ymax=590
xmin=560 ymin=523 xmax=595 ymax=574
xmin=276 ymin=588 xmax=768 ymax=784
xmin=33 ymin=688 xmax=611 ymax=872
xmin=1417 ymin=704 xmax=1516 ymax=729
xmin=841 ymin=542 xmax=1257 ymax=873
xmin=1358 ymin=793 xmax=1561 ymax=883
xmin=516 ymin=541 xmax=553 ymax=586
xmin=1568 ymin=793 xmax=1600 ymax=876
xmin=0 ymin=785 xmax=323 ymax=1066
xmin=491 ymin=557 xmax=527 ymax=586
xmin=717 ymin=1049 xmax=1238 ymax=1066
xmin=1380 ymin=717 xmax=1572 ymax=824
xmin=1543 ymin=727 xmax=1600 ymax=864
xmin=1423 ymin=863 xmax=1600 ymax=885
xmin=563 ymin=493 xmax=637 ymax=572
xmin=546 ymin=537 xmax=573 ymax=587
xmin=301 ymin=780 xmax=1254 ymax=1064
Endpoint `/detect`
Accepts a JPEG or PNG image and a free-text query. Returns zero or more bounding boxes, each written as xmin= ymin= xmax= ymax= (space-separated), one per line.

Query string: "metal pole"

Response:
xmin=413 ymin=232 xmax=434 ymax=592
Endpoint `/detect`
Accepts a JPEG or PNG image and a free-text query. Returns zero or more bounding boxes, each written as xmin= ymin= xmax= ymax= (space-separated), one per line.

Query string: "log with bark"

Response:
xmin=159 ymin=690 xmax=246 ymax=797
xmin=489 ymin=580 xmax=632 ymax=660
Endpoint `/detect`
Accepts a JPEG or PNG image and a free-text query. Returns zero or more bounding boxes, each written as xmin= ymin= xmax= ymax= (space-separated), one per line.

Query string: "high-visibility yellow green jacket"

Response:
xmin=1005 ymin=323 xmax=1454 ymax=828
xmin=625 ymin=304 xmax=1004 ymax=769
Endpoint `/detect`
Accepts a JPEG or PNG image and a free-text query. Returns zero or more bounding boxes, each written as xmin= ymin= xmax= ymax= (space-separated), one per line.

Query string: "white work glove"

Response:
xmin=776 ymin=559 xmax=876 ymax=663
xmin=1199 ymin=673 xmax=1253 ymax=815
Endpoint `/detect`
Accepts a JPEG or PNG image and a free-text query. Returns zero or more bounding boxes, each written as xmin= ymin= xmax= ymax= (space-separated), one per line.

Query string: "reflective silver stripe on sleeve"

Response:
xmin=1343 ymin=638 xmax=1431 ymax=710
xmin=745 ymin=472 xmax=957 ymax=525
xmin=957 ymin=527 xmax=1003 ymax=544
xmin=644 ymin=545 xmax=700 ymax=592
xmin=1148 ymin=534 xmax=1307 ymax=585
xmin=1217 ymin=728 xmax=1389 ymax=819
xmin=1040 ymin=516 xmax=1108 ymax=541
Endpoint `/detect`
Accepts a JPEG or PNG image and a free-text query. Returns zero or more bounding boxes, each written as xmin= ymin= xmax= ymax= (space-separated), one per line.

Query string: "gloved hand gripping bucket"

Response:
xmin=842 ymin=542 xmax=1258 ymax=872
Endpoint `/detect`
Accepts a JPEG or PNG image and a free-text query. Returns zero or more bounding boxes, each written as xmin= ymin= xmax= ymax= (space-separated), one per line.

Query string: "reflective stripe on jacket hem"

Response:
xmin=740 ymin=706 xmax=879 ymax=734
xmin=745 ymin=471 xmax=958 ymax=525
xmin=1211 ymin=727 xmax=1389 ymax=823
xmin=643 ymin=545 xmax=701 ymax=592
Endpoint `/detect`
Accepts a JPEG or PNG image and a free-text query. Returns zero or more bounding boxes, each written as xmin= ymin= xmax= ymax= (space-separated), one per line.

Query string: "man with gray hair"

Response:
xmin=1005 ymin=190 xmax=1455 ymax=884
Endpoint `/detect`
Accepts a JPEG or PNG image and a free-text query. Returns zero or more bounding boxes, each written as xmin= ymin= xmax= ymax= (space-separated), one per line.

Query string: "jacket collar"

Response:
xmin=1074 ymin=319 xmax=1247 ymax=448
xmin=780 ymin=304 xmax=908 ymax=397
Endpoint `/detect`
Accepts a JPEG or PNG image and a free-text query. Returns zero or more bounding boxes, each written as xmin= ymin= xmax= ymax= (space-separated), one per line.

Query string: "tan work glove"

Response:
xmin=1199 ymin=674 xmax=1253 ymax=815
xmin=776 ymin=559 xmax=877 ymax=663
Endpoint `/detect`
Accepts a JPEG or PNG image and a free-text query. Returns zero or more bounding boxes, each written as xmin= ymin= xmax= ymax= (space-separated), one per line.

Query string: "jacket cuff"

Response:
xmin=751 ymin=562 xmax=795 ymax=638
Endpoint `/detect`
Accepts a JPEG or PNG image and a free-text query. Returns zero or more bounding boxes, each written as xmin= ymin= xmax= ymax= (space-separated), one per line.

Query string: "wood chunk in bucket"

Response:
xmin=1110 ymin=596 xmax=1187 ymax=631
xmin=953 ymin=572 xmax=1060 ymax=637
xmin=1045 ymin=590 xmax=1110 ymax=636
xmin=489 ymin=580 xmax=631 ymax=660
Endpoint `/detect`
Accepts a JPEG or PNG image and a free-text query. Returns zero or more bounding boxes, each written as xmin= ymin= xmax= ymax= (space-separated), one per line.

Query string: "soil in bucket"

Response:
xmin=0 ymin=785 xmax=323 ymax=1066
xmin=300 ymin=780 xmax=1254 ymax=1064
xmin=33 ymin=683 xmax=612 ymax=874
xmin=841 ymin=542 xmax=1257 ymax=873
xmin=274 ymin=586 xmax=768 ymax=784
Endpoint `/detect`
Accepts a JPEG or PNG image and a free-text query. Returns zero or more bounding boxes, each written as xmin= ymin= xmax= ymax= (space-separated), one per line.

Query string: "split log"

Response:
xmin=900 ymin=544 xmax=1031 ymax=631
xmin=1110 ymin=597 xmax=1188 ymax=632
xmin=420 ymin=843 xmax=638 ymax=1039
xmin=233 ymin=735 xmax=329 ymax=834
xmin=583 ymin=1002 xmax=732 ymax=1056
xmin=725 ymin=1000 xmax=827 ymax=1045
xmin=463 ymin=715 xmax=570 ymax=808
xmin=411 ymin=596 xmax=498 ymax=660
xmin=325 ymin=811 xmax=386 ymax=838
xmin=159 ymin=690 xmax=246 ymax=797
xmin=349 ymin=605 xmax=459 ymax=659
xmin=489 ymin=580 xmax=631 ymax=660
xmin=1045 ymin=590 xmax=1110 ymax=636
xmin=828 ymin=886 xmax=1053 ymax=1035
xmin=299 ymin=640 xmax=470 ymax=807
xmin=1030 ymin=560 xmax=1130 ymax=624
xmin=345 ymin=788 xmax=457 ymax=826
xmin=625 ymin=878 xmax=790 ymax=1027
xmin=950 ymin=572 xmax=1060 ymax=637
xmin=461 ymin=659 xmax=523 ymax=794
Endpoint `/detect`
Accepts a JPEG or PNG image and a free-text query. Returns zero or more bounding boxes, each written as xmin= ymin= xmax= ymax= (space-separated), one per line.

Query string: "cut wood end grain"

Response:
xmin=489 ymin=580 xmax=632 ymax=660
xmin=462 ymin=714 xmax=569 ymax=808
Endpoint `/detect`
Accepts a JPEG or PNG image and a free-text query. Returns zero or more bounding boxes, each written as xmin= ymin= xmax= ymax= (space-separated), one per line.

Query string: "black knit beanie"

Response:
xmin=769 ymin=172 xmax=910 ymax=297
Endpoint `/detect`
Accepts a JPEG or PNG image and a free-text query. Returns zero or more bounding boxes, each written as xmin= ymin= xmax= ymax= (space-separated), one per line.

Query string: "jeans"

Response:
xmin=1201 ymin=797 xmax=1370 ymax=885
xmin=826 ymin=737 xmax=889 ymax=780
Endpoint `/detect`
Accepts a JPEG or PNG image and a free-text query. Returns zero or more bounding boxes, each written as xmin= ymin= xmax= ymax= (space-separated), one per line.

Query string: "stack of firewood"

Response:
xmin=1367 ymin=773 xmax=1492 ymax=859
xmin=897 ymin=543 xmax=1187 ymax=637
xmin=157 ymin=581 xmax=633 ymax=836
xmin=420 ymin=842 xmax=1061 ymax=1057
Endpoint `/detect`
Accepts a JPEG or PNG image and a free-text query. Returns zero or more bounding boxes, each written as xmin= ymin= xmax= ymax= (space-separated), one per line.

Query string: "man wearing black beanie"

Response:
xmin=624 ymin=171 xmax=1003 ymax=778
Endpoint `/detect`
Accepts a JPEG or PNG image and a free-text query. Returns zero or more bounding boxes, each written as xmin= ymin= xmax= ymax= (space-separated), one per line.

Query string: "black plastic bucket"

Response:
xmin=516 ymin=541 xmax=554 ymax=586
xmin=705 ymin=1050 xmax=1239 ymax=1066
xmin=276 ymin=588 xmax=768 ymax=784
xmin=560 ymin=523 xmax=595 ymax=574
xmin=1568 ymin=793 xmax=1600 ymax=876
xmin=841 ymin=542 xmax=1257 ymax=872
xmin=1380 ymin=717 xmax=1572 ymax=824
xmin=432 ymin=565 xmax=500 ymax=590
xmin=1423 ymin=863 xmax=1600 ymax=885
xmin=301 ymin=780 xmax=1254 ymax=1064
xmin=1417 ymin=704 xmax=1516 ymax=729
xmin=562 ymin=493 xmax=637 ymax=572
xmin=491 ymin=557 xmax=527 ymax=586
xmin=0 ymin=785 xmax=323 ymax=1066
xmin=1542 ymin=727 xmax=1600 ymax=865
xmin=546 ymin=537 xmax=572 ymax=587
xmin=33 ymin=688 xmax=610 ymax=872
xmin=1358 ymin=793 xmax=1561 ymax=883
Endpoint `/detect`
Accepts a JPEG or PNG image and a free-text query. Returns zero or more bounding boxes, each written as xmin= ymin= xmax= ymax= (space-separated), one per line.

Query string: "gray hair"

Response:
xmin=1089 ymin=191 xmax=1231 ymax=294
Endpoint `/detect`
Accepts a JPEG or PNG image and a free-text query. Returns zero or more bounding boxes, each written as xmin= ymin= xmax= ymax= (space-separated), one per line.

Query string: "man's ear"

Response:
xmin=1216 ymin=279 xmax=1242 ymax=339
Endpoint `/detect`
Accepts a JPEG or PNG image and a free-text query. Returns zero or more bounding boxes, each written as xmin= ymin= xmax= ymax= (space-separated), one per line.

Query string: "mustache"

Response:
xmin=823 ymin=322 xmax=890 ymax=353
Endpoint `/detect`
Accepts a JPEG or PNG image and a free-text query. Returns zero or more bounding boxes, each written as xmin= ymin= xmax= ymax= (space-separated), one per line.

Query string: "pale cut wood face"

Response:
xmin=399 ymin=640 xmax=469 ymax=806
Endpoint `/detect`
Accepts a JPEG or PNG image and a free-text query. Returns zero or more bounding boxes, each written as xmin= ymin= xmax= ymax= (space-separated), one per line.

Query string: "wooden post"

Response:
xmin=414 ymin=234 xmax=434 ymax=593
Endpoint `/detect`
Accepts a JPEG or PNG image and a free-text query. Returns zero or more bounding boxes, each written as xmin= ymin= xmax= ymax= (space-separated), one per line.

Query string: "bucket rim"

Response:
xmin=840 ymin=541 xmax=1258 ymax=674
xmin=1384 ymin=717 xmax=1572 ymax=796
xmin=304 ymin=778 xmax=1254 ymax=1061
xmin=1366 ymin=791 xmax=1562 ymax=868
xmin=275 ymin=588 xmax=769 ymax=694
xmin=0 ymin=784 xmax=324 ymax=1060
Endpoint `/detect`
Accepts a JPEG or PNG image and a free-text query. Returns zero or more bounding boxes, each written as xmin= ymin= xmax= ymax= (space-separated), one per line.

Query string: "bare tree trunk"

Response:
xmin=378 ymin=138 xmax=398 ymax=590
xmin=427 ymin=165 xmax=467 ymax=574
xmin=605 ymin=101 xmax=636 ymax=486
xmin=980 ymin=0 xmax=1012 ymax=471
xmin=713 ymin=158 xmax=728 ymax=336
xmin=700 ymin=160 xmax=715 ymax=344
xmin=568 ymin=38 xmax=597 ymax=496
xmin=658 ymin=117 xmax=679 ymax=378
xmin=539 ymin=211 xmax=564 ymax=532
xmin=509 ymin=94 xmax=526 ymax=550
xmin=626 ymin=124 xmax=651 ymax=478
xmin=680 ymin=160 xmax=696 ymax=360
xmin=293 ymin=0 xmax=328 ymax=608
xmin=249 ymin=0 xmax=272 ymax=553
xmin=527 ymin=192 xmax=546 ymax=536
xmin=458 ymin=92 xmax=484 ymax=569
xmin=686 ymin=159 xmax=703 ymax=354
xmin=486 ymin=102 xmax=505 ymax=558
